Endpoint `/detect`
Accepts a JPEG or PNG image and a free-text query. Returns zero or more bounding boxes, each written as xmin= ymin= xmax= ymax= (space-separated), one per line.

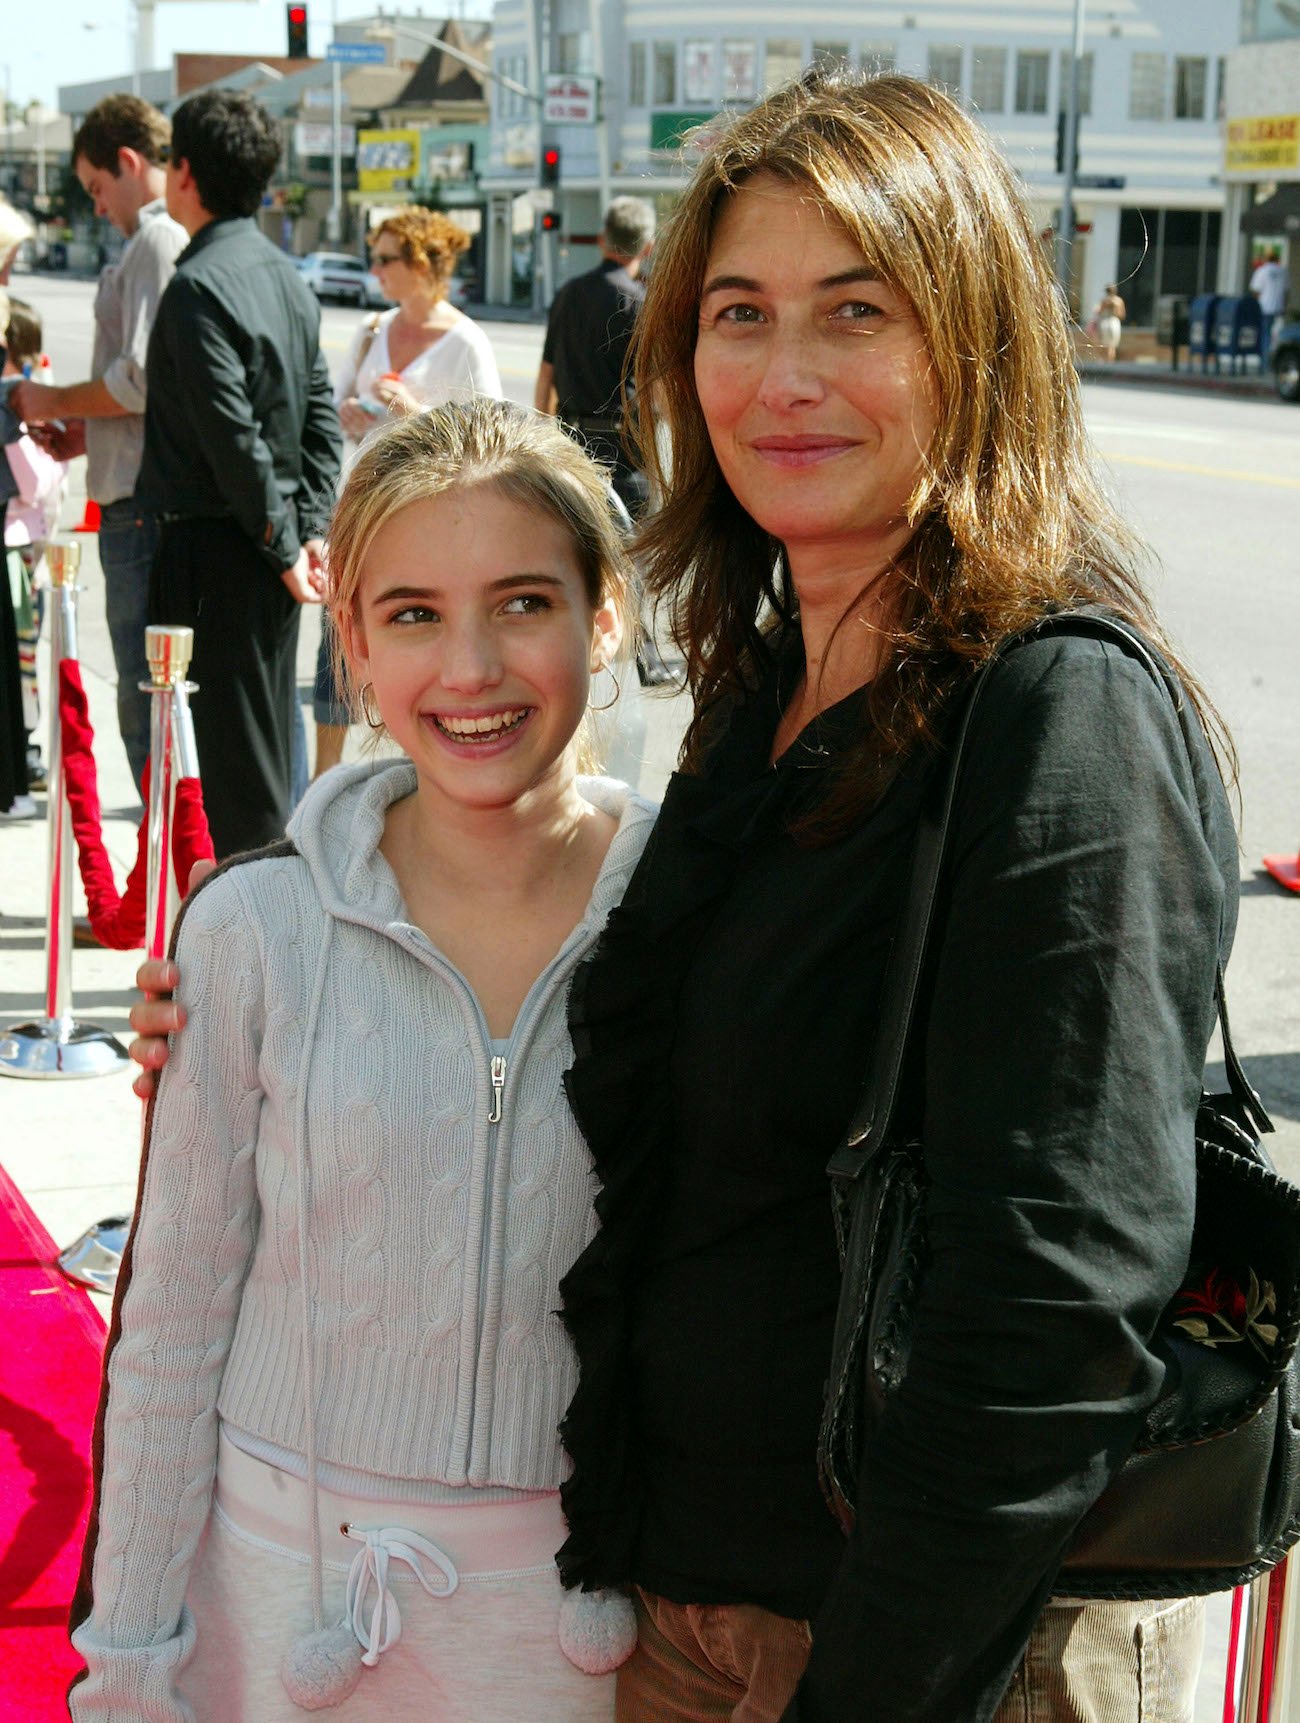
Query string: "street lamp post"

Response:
xmin=1056 ymin=0 xmax=1086 ymax=311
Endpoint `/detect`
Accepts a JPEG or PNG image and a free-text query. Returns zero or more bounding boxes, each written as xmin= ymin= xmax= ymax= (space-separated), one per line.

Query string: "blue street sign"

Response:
xmin=325 ymin=42 xmax=387 ymax=64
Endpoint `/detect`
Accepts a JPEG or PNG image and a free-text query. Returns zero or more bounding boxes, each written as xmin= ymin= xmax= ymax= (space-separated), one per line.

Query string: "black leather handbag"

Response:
xmin=817 ymin=613 xmax=1300 ymax=1600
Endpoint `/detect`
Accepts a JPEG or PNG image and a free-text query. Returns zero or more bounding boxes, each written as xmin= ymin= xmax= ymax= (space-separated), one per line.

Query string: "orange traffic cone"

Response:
xmin=73 ymin=499 xmax=101 ymax=533
xmin=1263 ymin=851 xmax=1300 ymax=893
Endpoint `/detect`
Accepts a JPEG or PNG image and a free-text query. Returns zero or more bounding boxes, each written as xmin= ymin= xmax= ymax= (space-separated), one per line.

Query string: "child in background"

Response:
xmin=5 ymin=298 xmax=67 ymax=801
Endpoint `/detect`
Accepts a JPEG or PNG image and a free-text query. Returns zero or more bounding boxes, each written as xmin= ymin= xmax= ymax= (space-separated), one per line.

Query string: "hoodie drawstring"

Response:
xmin=341 ymin=1524 xmax=460 ymax=1667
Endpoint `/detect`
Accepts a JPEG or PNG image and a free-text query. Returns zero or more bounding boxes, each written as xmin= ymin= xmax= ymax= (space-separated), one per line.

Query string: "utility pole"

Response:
xmin=1056 ymin=0 xmax=1085 ymax=313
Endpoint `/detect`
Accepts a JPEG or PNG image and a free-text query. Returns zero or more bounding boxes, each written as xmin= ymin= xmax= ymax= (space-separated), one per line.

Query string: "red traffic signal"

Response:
xmin=541 ymin=146 xmax=561 ymax=189
xmin=541 ymin=210 xmax=562 ymax=233
xmin=286 ymin=3 xmax=308 ymax=58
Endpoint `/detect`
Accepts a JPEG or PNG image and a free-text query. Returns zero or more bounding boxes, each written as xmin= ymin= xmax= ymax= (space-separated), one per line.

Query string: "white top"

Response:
xmin=86 ymin=198 xmax=189 ymax=505
xmin=70 ymin=759 xmax=657 ymax=1720
xmin=335 ymin=305 xmax=503 ymax=424
xmin=1250 ymin=259 xmax=1289 ymax=317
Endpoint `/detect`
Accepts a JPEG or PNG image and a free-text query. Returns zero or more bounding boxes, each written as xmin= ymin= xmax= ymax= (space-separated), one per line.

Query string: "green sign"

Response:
xmin=650 ymin=111 xmax=717 ymax=151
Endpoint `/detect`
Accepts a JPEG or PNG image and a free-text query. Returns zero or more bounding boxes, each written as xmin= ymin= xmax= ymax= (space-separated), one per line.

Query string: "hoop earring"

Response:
xmin=359 ymin=682 xmax=385 ymax=731
xmin=588 ymin=665 xmax=621 ymax=713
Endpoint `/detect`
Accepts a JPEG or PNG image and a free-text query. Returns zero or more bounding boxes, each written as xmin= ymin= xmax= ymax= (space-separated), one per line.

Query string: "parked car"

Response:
xmin=1272 ymin=319 xmax=1300 ymax=402
xmin=297 ymin=251 xmax=389 ymax=308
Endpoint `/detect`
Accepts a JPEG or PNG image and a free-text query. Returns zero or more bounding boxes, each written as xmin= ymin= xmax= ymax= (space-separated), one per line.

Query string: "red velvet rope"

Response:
xmin=58 ymin=659 xmax=215 ymax=950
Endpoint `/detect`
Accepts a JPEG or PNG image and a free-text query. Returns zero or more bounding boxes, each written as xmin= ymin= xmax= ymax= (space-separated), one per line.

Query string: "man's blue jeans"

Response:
xmin=98 ymin=499 xmax=157 ymax=796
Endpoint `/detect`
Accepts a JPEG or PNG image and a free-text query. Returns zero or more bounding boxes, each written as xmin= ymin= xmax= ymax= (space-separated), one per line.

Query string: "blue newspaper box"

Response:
xmin=1188 ymin=293 xmax=1220 ymax=370
xmin=1213 ymin=295 xmax=1263 ymax=372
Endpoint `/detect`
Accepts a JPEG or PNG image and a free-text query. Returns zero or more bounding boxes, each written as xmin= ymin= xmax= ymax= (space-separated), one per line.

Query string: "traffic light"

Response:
xmin=286 ymin=3 xmax=308 ymax=59
xmin=541 ymin=146 xmax=561 ymax=189
xmin=541 ymin=210 xmax=562 ymax=234
xmin=1055 ymin=111 xmax=1078 ymax=176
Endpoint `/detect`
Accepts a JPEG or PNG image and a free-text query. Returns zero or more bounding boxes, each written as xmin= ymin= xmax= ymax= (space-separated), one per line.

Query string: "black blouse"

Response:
xmin=558 ymin=625 xmax=1237 ymax=1721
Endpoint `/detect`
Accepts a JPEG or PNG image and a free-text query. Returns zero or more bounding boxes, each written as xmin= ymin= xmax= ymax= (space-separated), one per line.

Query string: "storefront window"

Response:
xmin=1174 ymin=56 xmax=1208 ymax=120
xmin=765 ymin=39 xmax=802 ymax=92
xmin=653 ymin=42 xmax=676 ymax=106
xmin=723 ymin=41 xmax=758 ymax=101
xmin=971 ymin=47 xmax=1007 ymax=113
xmin=1117 ymin=206 xmax=1221 ymax=325
xmin=683 ymin=41 xmax=716 ymax=105
xmin=629 ymin=43 xmax=646 ymax=109
xmin=1130 ymin=53 xmax=1167 ymax=120
xmin=1015 ymin=50 xmax=1050 ymax=114
xmin=860 ymin=41 xmax=896 ymax=73
xmin=928 ymin=44 xmax=962 ymax=95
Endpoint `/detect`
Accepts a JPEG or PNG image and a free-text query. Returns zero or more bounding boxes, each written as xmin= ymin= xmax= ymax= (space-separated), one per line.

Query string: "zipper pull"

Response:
xmin=488 ymin=1055 xmax=507 ymax=1125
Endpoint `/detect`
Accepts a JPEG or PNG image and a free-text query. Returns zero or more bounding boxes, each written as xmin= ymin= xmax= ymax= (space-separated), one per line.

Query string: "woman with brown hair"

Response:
xmin=132 ymin=71 xmax=1239 ymax=1720
xmin=551 ymin=70 xmax=1235 ymax=1720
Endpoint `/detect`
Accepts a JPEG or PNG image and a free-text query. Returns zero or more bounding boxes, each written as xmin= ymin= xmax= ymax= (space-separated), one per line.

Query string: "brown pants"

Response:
xmin=615 ymin=1589 xmax=1205 ymax=1722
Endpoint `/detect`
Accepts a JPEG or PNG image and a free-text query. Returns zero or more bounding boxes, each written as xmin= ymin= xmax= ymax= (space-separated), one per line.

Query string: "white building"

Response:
xmin=480 ymin=0 xmax=1241 ymax=320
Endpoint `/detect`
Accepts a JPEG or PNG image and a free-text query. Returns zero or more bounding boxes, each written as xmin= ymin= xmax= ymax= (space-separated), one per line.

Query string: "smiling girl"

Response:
xmin=69 ymin=401 xmax=653 ymax=1722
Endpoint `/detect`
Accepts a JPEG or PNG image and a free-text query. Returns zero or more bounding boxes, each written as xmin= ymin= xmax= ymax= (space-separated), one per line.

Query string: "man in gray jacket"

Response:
xmin=13 ymin=96 xmax=187 ymax=794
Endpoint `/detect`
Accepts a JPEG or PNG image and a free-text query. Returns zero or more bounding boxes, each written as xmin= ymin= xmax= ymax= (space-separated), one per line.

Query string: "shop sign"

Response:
xmin=294 ymin=122 xmax=356 ymax=157
xmin=544 ymin=74 xmax=598 ymax=125
xmin=358 ymin=129 xmax=421 ymax=193
xmin=1226 ymin=113 xmax=1300 ymax=176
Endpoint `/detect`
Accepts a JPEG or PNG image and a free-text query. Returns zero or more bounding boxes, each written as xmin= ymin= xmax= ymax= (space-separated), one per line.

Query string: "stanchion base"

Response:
xmin=58 ymin=1213 xmax=131 ymax=1294
xmin=0 ymin=1018 xmax=131 ymax=1079
xmin=1263 ymin=855 xmax=1300 ymax=894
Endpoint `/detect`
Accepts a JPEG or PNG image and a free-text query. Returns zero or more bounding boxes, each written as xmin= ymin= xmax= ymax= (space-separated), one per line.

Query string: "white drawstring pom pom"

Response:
xmin=281 ymin=1621 xmax=364 ymax=1710
xmin=558 ymin=1586 xmax=638 ymax=1674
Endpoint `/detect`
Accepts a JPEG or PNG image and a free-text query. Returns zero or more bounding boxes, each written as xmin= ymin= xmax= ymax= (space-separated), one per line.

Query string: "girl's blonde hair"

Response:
xmin=630 ymin=69 xmax=1231 ymax=836
xmin=326 ymin=400 xmax=635 ymax=763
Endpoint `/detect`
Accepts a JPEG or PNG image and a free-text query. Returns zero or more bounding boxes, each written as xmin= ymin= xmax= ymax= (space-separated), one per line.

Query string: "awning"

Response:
xmin=1242 ymin=182 xmax=1300 ymax=233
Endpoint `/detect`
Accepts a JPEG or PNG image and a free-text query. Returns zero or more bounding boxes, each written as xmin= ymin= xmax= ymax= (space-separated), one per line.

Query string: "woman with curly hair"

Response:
xmin=337 ymin=207 xmax=500 ymax=441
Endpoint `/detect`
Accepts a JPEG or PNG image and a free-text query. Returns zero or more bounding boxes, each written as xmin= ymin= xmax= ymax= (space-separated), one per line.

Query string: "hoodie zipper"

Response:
xmin=487 ymin=1055 xmax=507 ymax=1126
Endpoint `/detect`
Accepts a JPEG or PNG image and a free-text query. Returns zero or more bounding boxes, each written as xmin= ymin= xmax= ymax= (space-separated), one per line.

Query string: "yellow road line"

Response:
xmin=1103 ymin=451 xmax=1300 ymax=490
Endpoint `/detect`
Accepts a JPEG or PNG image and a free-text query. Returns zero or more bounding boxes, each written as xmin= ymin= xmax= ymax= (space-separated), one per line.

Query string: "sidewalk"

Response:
xmin=1077 ymin=356 xmax=1277 ymax=400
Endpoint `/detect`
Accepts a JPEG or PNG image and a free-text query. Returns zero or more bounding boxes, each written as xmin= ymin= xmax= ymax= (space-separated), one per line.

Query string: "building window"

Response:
xmin=765 ymin=39 xmax=802 ymax=92
xmin=813 ymin=41 xmax=850 ymax=73
xmin=1174 ymin=56 xmax=1207 ymax=120
xmin=556 ymin=32 xmax=581 ymax=74
xmin=860 ymin=41 xmax=896 ymax=74
xmin=1056 ymin=51 xmax=1093 ymax=117
xmin=1015 ymin=50 xmax=1050 ymax=114
xmin=1116 ymin=206 xmax=1221 ymax=326
xmin=628 ymin=42 xmax=646 ymax=108
xmin=971 ymin=46 xmax=1007 ymax=113
xmin=1129 ymin=53 xmax=1166 ymax=120
xmin=683 ymin=40 xmax=716 ymax=104
xmin=653 ymin=41 xmax=676 ymax=106
xmin=1215 ymin=56 xmax=1227 ymax=119
xmin=928 ymin=44 xmax=962 ymax=95
xmin=723 ymin=40 xmax=758 ymax=101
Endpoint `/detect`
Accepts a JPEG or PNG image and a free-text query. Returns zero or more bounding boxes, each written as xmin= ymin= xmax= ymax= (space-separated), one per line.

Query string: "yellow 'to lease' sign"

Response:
xmin=1226 ymin=113 xmax=1300 ymax=176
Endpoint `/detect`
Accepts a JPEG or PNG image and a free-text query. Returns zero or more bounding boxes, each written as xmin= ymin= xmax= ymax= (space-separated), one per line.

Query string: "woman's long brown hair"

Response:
xmin=630 ymin=70 xmax=1233 ymax=839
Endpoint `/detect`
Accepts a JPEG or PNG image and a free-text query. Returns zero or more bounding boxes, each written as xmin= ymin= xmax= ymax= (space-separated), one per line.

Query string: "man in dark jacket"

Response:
xmin=535 ymin=197 xmax=673 ymax=684
xmin=139 ymin=89 xmax=342 ymax=858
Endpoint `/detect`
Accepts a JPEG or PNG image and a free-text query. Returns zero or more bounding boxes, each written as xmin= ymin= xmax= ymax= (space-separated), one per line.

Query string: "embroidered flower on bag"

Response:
xmin=1173 ymin=1267 xmax=1280 ymax=1358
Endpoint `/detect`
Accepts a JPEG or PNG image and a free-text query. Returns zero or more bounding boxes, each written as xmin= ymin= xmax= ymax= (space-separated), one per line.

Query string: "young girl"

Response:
xmin=71 ymin=400 xmax=653 ymax=1721
xmin=4 ymin=298 xmax=67 ymax=802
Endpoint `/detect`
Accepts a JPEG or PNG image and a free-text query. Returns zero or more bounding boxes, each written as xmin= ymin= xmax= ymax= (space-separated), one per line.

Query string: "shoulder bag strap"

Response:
xmin=826 ymin=612 xmax=1269 ymax=1190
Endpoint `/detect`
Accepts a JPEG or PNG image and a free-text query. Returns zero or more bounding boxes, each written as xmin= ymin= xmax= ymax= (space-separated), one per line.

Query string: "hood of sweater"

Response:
xmin=286 ymin=757 xmax=659 ymax=936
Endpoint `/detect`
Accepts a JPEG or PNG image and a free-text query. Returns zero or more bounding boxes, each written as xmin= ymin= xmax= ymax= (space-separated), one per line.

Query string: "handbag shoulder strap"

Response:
xmin=826 ymin=612 xmax=1269 ymax=1188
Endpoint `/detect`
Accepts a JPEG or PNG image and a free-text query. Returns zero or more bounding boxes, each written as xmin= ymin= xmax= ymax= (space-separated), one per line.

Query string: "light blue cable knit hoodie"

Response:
xmin=70 ymin=759 xmax=658 ymax=1720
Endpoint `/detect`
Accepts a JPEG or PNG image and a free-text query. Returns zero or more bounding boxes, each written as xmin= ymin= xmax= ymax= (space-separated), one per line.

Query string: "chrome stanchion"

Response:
xmin=0 ymin=540 xmax=129 ymax=1079
xmin=58 ymin=625 xmax=199 ymax=1296
xmin=1237 ymin=1558 xmax=1293 ymax=1721
xmin=142 ymin=626 xmax=197 ymax=962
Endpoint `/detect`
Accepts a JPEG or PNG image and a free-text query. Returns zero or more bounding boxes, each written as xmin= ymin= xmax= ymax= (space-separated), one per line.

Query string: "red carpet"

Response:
xmin=0 ymin=1161 xmax=105 ymax=1721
